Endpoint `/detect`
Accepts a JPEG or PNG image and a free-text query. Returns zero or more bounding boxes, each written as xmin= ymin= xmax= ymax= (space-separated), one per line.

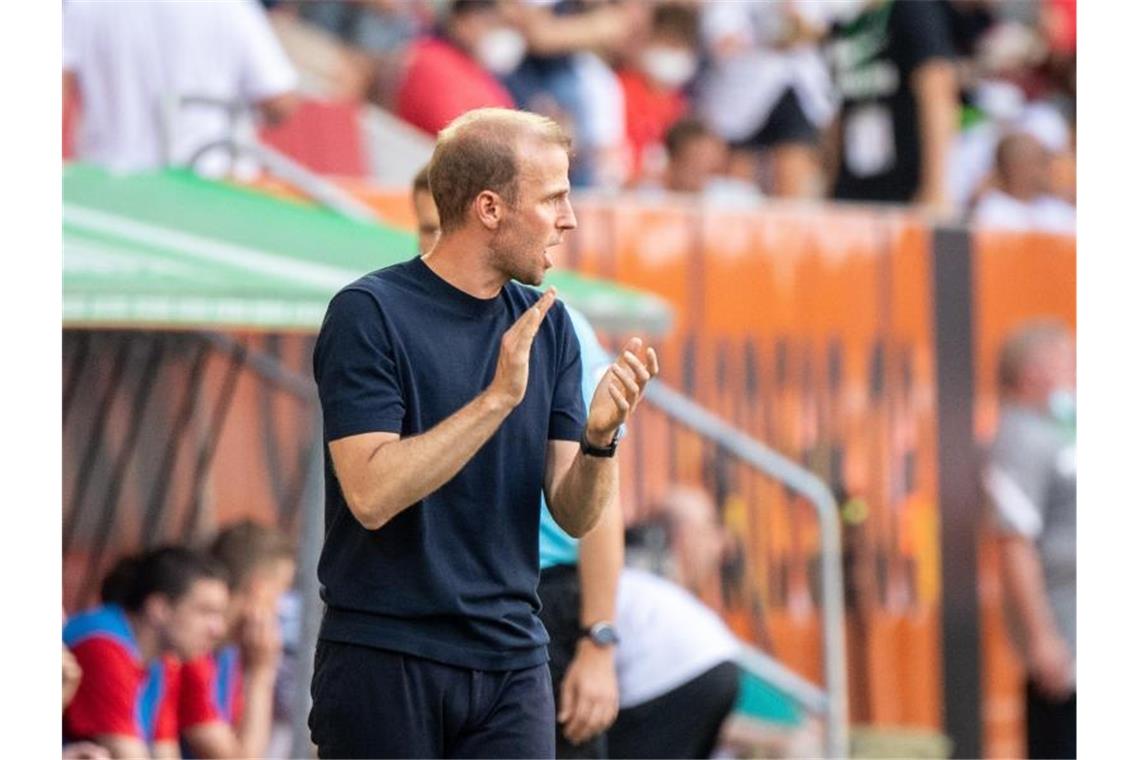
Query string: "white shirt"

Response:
xmin=64 ymin=0 xmax=297 ymax=176
xmin=973 ymin=190 xmax=1076 ymax=234
xmin=698 ymin=1 xmax=835 ymax=142
xmin=615 ymin=568 xmax=741 ymax=709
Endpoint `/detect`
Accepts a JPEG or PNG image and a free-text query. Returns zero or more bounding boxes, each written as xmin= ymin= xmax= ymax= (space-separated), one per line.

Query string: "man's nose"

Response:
xmin=559 ymin=201 xmax=577 ymax=231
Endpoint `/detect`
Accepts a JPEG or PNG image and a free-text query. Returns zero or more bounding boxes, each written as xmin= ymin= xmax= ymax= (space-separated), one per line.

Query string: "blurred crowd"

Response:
xmin=63 ymin=0 xmax=1077 ymax=232
xmin=263 ymin=0 xmax=1076 ymax=228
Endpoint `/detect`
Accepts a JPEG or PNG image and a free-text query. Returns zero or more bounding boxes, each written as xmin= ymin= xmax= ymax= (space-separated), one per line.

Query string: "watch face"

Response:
xmin=589 ymin=623 xmax=619 ymax=646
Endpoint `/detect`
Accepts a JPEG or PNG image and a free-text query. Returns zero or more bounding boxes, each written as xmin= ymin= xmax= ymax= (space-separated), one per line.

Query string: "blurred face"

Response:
xmin=667 ymin=134 xmax=728 ymax=193
xmin=240 ymin=558 xmax=296 ymax=619
xmin=1019 ymin=334 xmax=1075 ymax=410
xmin=490 ymin=140 xmax=577 ymax=286
xmin=413 ymin=189 xmax=441 ymax=254
xmin=155 ymin=578 xmax=229 ymax=661
xmin=638 ymin=36 xmax=698 ymax=90
xmin=1041 ymin=335 xmax=1075 ymax=393
xmin=1000 ymin=134 xmax=1052 ymax=198
xmin=678 ymin=506 xmax=727 ymax=589
xmin=453 ymin=7 xmax=526 ymax=75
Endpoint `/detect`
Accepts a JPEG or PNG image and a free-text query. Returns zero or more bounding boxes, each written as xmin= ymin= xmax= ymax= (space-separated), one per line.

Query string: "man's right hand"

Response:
xmin=240 ymin=603 xmax=283 ymax=678
xmin=1028 ymin=633 xmax=1074 ymax=700
xmin=489 ymin=288 xmax=557 ymax=407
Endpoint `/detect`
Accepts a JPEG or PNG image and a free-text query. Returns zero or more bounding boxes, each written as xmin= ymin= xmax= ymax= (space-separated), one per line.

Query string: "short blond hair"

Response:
xmin=428 ymin=108 xmax=572 ymax=234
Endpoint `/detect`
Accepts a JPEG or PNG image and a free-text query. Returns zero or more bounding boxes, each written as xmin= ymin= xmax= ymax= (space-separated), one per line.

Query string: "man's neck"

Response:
xmin=125 ymin=612 xmax=161 ymax=663
xmin=421 ymin=232 xmax=507 ymax=299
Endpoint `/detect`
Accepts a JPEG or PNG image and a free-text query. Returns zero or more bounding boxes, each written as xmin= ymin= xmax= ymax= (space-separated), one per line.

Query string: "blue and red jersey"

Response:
xmin=178 ymin=644 xmax=244 ymax=731
xmin=63 ymin=604 xmax=178 ymax=745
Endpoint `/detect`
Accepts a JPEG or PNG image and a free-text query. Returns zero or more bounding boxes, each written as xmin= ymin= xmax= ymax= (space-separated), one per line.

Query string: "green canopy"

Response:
xmin=63 ymin=165 xmax=673 ymax=335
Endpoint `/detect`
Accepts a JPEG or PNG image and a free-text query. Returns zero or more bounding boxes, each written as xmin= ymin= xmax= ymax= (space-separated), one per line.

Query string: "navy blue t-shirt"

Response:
xmin=312 ymin=256 xmax=586 ymax=670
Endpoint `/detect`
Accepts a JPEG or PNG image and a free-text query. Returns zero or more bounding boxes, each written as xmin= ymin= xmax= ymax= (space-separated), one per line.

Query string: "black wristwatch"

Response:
xmin=579 ymin=621 xmax=620 ymax=647
xmin=580 ymin=426 xmax=625 ymax=458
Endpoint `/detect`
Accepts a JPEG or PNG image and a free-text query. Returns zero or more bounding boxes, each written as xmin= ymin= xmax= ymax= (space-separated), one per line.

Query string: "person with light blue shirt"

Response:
xmin=537 ymin=305 xmax=626 ymax=758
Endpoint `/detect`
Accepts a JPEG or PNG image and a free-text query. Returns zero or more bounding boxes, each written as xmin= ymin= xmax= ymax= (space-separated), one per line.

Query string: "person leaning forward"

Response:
xmin=308 ymin=107 xmax=659 ymax=759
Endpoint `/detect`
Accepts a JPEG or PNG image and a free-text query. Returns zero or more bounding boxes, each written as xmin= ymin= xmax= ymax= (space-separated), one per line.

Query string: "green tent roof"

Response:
xmin=63 ymin=165 xmax=673 ymax=335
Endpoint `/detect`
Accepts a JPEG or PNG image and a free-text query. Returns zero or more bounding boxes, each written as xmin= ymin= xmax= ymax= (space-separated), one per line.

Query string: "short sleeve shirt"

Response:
xmin=177 ymin=645 xmax=244 ymax=731
xmin=395 ymin=37 xmax=515 ymax=135
xmin=313 ymin=257 xmax=586 ymax=670
xmin=984 ymin=405 xmax=1076 ymax=658
xmin=828 ymin=0 xmax=956 ymax=202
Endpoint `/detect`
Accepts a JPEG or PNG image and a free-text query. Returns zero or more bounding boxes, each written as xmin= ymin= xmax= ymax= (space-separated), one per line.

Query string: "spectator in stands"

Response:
xmin=64 ymin=547 xmax=229 ymax=759
xmin=299 ymin=0 xmax=431 ymax=56
xmin=662 ymin=118 xmax=727 ymax=195
xmin=412 ymin=165 xmax=441 ymax=255
xmin=394 ymin=0 xmax=519 ymax=135
xmin=826 ymin=0 xmax=959 ymax=216
xmin=983 ymin=320 xmax=1076 ymax=759
xmin=697 ymin=0 xmax=835 ymax=198
xmin=63 ymin=0 xmax=298 ymax=177
xmin=177 ymin=521 xmax=296 ymax=759
xmin=503 ymin=0 xmax=649 ymax=186
xmin=972 ymin=129 xmax=1075 ymax=233
xmin=616 ymin=3 xmax=700 ymax=187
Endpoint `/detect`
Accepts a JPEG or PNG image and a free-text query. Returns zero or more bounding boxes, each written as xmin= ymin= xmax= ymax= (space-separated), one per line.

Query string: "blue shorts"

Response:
xmin=309 ymin=639 xmax=555 ymax=759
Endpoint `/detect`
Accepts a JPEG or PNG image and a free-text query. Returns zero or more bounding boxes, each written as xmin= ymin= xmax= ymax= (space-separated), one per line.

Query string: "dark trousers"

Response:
xmin=607 ymin=661 xmax=740 ymax=760
xmin=309 ymin=639 xmax=555 ymax=759
xmin=538 ymin=564 xmax=607 ymax=759
xmin=1026 ymin=681 xmax=1077 ymax=759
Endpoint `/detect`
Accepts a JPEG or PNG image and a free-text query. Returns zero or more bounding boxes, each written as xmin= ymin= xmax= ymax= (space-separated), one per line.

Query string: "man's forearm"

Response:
xmin=236 ymin=670 xmax=276 ymax=759
xmin=549 ymin=451 xmax=618 ymax=538
xmin=576 ymin=495 xmax=624 ymax=626
xmin=515 ymin=5 xmax=629 ymax=56
xmin=913 ymin=60 xmax=957 ymax=204
xmin=95 ymin=735 xmax=151 ymax=759
xmin=999 ymin=535 xmax=1064 ymax=648
xmin=337 ymin=390 xmax=513 ymax=530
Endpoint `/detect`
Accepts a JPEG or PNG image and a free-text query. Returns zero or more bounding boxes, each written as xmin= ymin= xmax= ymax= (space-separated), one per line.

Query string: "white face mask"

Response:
xmin=1048 ymin=388 xmax=1076 ymax=427
xmin=639 ymin=47 xmax=697 ymax=89
xmin=476 ymin=27 xmax=527 ymax=76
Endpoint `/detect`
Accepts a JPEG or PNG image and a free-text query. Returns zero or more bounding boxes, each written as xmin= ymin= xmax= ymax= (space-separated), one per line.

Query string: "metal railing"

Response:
xmin=641 ymin=380 xmax=849 ymax=757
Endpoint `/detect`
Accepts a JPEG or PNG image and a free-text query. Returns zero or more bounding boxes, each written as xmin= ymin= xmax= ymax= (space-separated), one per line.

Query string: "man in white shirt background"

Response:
xmin=63 ymin=0 xmax=298 ymax=178
xmin=972 ymin=128 xmax=1075 ymax=234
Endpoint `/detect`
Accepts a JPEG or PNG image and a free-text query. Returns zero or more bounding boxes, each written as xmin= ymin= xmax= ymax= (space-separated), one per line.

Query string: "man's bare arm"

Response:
xmin=912 ymin=59 xmax=958 ymax=214
xmin=546 ymin=338 xmax=658 ymax=537
xmin=92 ymin=735 xmax=150 ymax=759
xmin=998 ymin=534 xmax=1073 ymax=698
xmin=558 ymin=498 xmax=623 ymax=744
xmin=331 ymin=289 xmax=558 ymax=530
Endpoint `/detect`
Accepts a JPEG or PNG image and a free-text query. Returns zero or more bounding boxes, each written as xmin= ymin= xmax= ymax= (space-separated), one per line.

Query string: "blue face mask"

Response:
xmin=1048 ymin=388 xmax=1076 ymax=427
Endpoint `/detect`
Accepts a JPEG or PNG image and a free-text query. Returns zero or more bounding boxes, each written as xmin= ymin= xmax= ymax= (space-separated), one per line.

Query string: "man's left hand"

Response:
xmin=557 ymin=640 xmax=620 ymax=745
xmin=585 ymin=337 xmax=659 ymax=446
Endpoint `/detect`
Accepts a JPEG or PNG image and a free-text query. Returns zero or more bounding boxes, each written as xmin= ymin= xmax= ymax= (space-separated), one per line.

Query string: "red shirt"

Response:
xmin=395 ymin=37 xmax=515 ymax=135
xmin=617 ymin=68 xmax=687 ymax=183
xmin=63 ymin=606 xmax=178 ymax=744
xmin=178 ymin=646 xmax=244 ymax=730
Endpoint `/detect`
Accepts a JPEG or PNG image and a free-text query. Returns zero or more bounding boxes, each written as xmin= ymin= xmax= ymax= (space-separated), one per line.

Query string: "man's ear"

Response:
xmin=143 ymin=593 xmax=172 ymax=627
xmin=474 ymin=190 xmax=504 ymax=230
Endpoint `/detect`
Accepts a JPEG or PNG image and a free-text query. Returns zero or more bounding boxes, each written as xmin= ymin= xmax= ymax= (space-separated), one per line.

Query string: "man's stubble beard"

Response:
xmin=490 ymin=224 xmax=544 ymax=286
